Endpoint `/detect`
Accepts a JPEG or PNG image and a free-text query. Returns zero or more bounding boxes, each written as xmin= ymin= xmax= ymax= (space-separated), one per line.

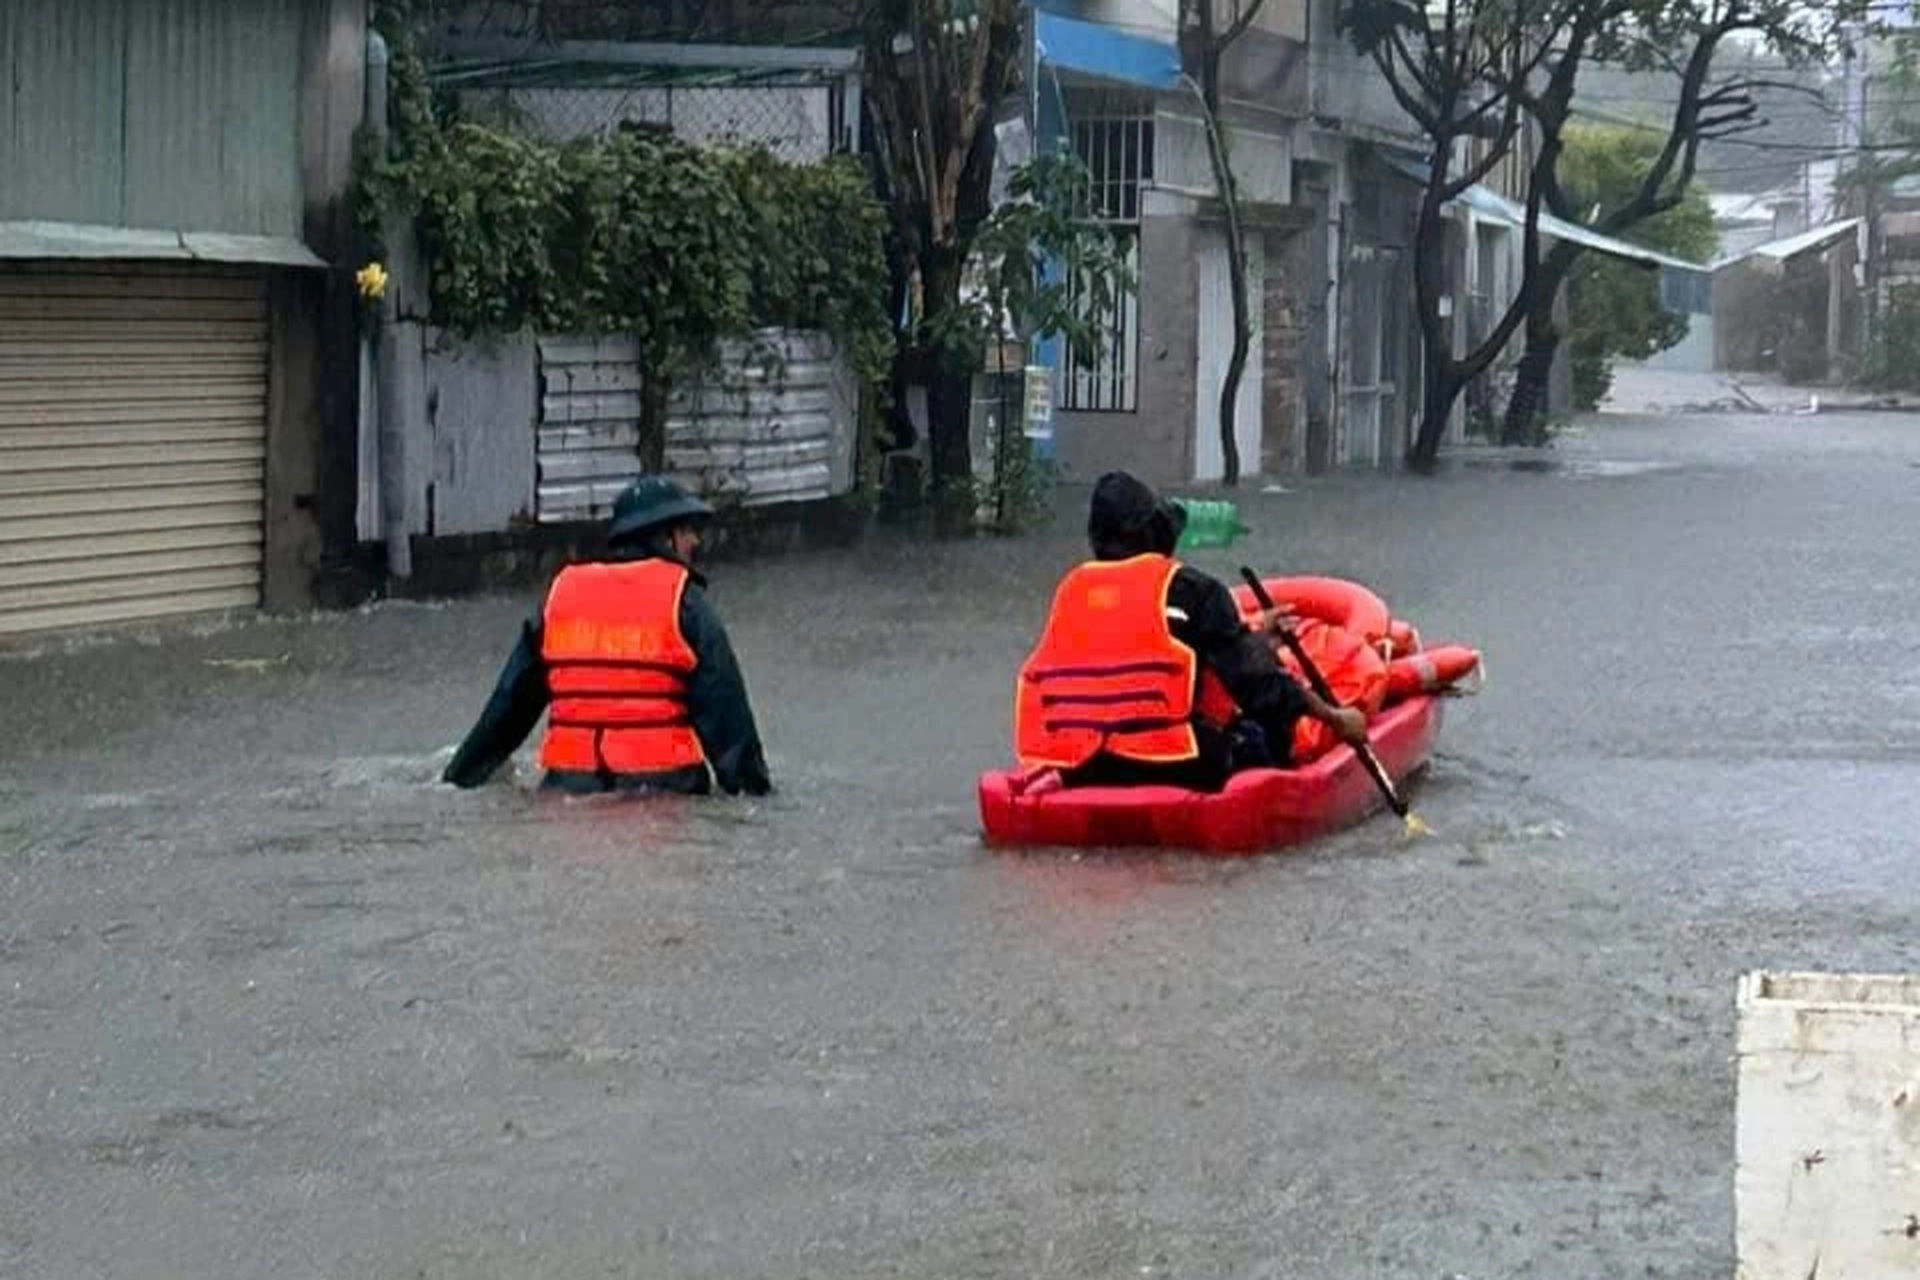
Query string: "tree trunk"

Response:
xmin=1215 ymin=174 xmax=1251 ymax=485
xmin=1195 ymin=35 xmax=1249 ymax=485
xmin=1219 ymin=270 xmax=1252 ymax=485
xmin=1408 ymin=341 xmax=1459 ymax=473
xmin=927 ymin=364 xmax=976 ymax=535
xmin=637 ymin=375 xmax=670 ymax=473
xmin=1406 ymin=188 xmax=1455 ymax=474
xmin=916 ymin=248 xmax=978 ymax=535
xmin=1499 ymin=317 xmax=1559 ymax=445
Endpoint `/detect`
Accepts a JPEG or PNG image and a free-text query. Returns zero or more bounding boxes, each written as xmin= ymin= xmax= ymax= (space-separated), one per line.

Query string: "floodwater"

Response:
xmin=4 ymin=410 xmax=1920 ymax=1278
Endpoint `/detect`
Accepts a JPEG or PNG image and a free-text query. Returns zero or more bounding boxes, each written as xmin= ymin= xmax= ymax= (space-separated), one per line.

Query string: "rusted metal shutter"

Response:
xmin=0 ymin=269 xmax=267 ymax=635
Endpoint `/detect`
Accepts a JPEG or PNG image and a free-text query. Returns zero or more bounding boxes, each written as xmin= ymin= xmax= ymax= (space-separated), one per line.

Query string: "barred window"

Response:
xmin=1062 ymin=233 xmax=1142 ymax=413
xmin=1061 ymin=91 xmax=1152 ymax=413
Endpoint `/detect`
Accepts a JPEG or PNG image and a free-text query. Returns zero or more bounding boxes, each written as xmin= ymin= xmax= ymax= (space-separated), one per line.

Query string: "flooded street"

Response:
xmin=5 ymin=410 xmax=1920 ymax=1278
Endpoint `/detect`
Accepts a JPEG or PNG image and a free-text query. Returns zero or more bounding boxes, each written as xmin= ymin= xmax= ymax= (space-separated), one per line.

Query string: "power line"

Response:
xmin=1574 ymin=103 xmax=1920 ymax=156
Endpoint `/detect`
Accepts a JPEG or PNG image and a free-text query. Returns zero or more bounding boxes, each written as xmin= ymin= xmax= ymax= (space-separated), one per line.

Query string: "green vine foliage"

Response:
xmin=354 ymin=5 xmax=893 ymax=387
xmin=922 ymin=151 xmax=1130 ymax=533
xmin=924 ymin=152 xmax=1133 ymax=372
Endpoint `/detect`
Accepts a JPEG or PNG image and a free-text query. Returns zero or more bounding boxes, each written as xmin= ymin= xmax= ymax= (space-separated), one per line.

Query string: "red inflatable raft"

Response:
xmin=977 ymin=574 xmax=1476 ymax=854
xmin=978 ymin=696 xmax=1444 ymax=855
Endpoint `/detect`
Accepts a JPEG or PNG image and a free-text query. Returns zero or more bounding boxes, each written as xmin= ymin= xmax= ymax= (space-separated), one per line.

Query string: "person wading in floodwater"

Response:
xmin=442 ymin=477 xmax=772 ymax=797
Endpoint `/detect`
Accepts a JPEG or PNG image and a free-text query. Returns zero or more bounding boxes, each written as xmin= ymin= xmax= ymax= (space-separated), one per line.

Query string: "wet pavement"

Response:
xmin=5 ymin=409 xmax=1920 ymax=1278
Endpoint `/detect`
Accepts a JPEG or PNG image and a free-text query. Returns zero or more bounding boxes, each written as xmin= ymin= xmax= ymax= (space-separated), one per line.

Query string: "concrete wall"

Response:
xmin=1054 ymin=211 xmax=1200 ymax=487
xmin=1050 ymin=88 xmax=1303 ymax=486
xmin=1261 ymin=225 xmax=1312 ymax=474
xmin=1054 ymin=205 xmax=1310 ymax=485
xmin=1216 ymin=28 xmax=1309 ymax=119
xmin=1155 ymin=102 xmax=1292 ymax=205
xmin=1305 ymin=0 xmax=1416 ymax=141
xmin=1735 ymin=971 xmax=1920 ymax=1280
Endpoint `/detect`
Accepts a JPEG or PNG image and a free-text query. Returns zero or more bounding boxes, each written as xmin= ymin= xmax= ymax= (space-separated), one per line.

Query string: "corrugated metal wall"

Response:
xmin=535 ymin=337 xmax=649 ymax=523
xmin=535 ymin=332 xmax=856 ymax=524
xmin=0 ymin=0 xmax=305 ymax=237
xmin=0 ymin=268 xmax=268 ymax=635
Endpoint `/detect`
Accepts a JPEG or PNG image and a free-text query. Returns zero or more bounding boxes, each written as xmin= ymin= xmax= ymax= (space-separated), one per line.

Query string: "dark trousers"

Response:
xmin=540 ymin=764 xmax=712 ymax=796
xmin=1058 ymin=716 xmax=1296 ymax=793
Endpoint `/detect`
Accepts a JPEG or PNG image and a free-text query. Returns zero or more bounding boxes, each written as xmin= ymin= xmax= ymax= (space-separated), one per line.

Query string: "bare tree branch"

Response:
xmin=1219 ymin=0 xmax=1269 ymax=51
xmin=1372 ymin=39 xmax=1445 ymax=135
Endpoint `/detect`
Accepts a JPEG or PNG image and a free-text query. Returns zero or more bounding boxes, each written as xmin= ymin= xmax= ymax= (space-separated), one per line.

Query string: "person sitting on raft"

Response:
xmin=1013 ymin=470 xmax=1368 ymax=791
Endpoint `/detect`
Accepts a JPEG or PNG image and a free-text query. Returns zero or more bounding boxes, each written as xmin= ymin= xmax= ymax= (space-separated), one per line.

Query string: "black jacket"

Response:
xmin=1065 ymin=472 xmax=1308 ymax=790
xmin=1166 ymin=563 xmax=1309 ymax=730
xmin=442 ymin=550 xmax=772 ymax=796
xmin=1059 ymin=562 xmax=1309 ymax=791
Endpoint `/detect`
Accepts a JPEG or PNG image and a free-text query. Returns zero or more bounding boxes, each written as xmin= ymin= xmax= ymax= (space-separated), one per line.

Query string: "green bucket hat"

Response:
xmin=606 ymin=476 xmax=715 ymax=543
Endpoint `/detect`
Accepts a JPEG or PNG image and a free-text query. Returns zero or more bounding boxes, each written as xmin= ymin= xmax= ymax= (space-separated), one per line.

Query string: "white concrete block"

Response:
xmin=1736 ymin=971 xmax=1920 ymax=1280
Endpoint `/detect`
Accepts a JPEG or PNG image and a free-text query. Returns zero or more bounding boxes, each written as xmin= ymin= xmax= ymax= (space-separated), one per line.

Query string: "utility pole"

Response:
xmin=1834 ymin=22 xmax=1872 ymax=381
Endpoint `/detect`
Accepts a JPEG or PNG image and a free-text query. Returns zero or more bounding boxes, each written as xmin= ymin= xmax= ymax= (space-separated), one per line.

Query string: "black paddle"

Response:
xmin=1238 ymin=567 xmax=1431 ymax=837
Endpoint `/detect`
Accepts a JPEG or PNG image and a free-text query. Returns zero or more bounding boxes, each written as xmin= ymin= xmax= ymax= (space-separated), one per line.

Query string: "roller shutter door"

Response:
xmin=0 ymin=269 xmax=268 ymax=636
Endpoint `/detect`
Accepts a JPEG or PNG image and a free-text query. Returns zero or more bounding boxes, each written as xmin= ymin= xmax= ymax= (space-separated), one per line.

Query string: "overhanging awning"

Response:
xmin=1384 ymin=154 xmax=1705 ymax=273
xmin=0 ymin=220 xmax=327 ymax=268
xmin=1455 ymin=184 xmax=1704 ymax=272
xmin=1034 ymin=10 xmax=1180 ymax=91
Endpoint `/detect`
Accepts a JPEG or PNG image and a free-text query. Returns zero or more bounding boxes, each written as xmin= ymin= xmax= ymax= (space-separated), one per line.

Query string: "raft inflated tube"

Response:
xmin=1385 ymin=645 xmax=1481 ymax=699
xmin=1231 ymin=576 xmax=1393 ymax=644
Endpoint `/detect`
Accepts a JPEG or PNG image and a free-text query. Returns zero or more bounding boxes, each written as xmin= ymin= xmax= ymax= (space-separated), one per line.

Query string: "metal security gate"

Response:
xmin=0 ymin=269 xmax=269 ymax=636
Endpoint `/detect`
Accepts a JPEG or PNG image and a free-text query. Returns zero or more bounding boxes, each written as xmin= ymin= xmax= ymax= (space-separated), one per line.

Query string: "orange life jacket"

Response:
xmin=1274 ymin=617 xmax=1388 ymax=764
xmin=1015 ymin=555 xmax=1236 ymax=770
xmin=539 ymin=560 xmax=707 ymax=777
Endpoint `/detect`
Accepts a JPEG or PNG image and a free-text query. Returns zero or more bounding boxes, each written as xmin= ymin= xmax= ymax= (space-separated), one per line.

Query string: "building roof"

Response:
xmin=1710 ymin=187 xmax=1800 ymax=225
xmin=1711 ymin=217 xmax=1861 ymax=271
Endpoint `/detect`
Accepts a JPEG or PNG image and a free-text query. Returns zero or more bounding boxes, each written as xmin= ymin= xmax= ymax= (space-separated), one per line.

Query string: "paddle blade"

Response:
xmin=1403 ymin=811 xmax=1434 ymax=839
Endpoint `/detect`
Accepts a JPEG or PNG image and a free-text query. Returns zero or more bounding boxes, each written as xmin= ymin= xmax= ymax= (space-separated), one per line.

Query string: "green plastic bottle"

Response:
xmin=1172 ymin=498 xmax=1248 ymax=551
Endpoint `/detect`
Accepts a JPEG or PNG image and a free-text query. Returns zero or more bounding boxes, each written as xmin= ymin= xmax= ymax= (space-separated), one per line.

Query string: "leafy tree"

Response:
xmin=1341 ymin=0 xmax=1867 ymax=469
xmin=859 ymin=0 xmax=1023 ymax=530
xmin=928 ymin=153 xmax=1135 ymax=528
xmin=859 ymin=0 xmax=1136 ymax=528
xmin=1840 ymin=32 xmax=1920 ymax=389
xmin=1557 ymin=123 xmax=1716 ymax=410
